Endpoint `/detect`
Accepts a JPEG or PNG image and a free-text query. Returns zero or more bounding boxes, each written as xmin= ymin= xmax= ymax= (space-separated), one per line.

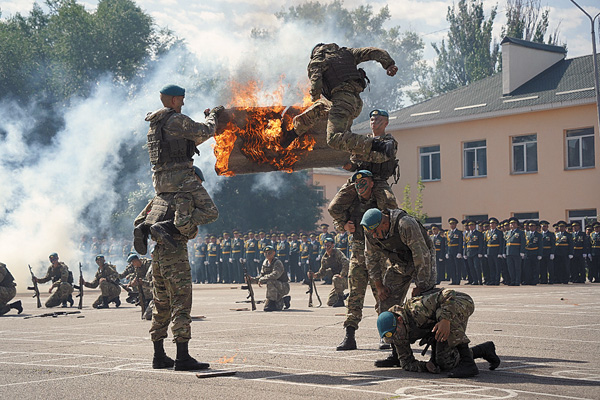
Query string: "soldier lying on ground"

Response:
xmin=248 ymin=246 xmax=291 ymax=312
xmin=308 ymin=238 xmax=348 ymax=307
xmin=0 ymin=262 xmax=22 ymax=316
xmin=377 ymin=288 xmax=500 ymax=378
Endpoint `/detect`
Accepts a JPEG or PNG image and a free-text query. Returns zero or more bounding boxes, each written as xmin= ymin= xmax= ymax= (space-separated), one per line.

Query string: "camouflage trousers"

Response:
xmin=0 ymin=285 xmax=16 ymax=314
xmin=91 ymin=281 xmax=121 ymax=308
xmin=150 ymin=240 xmax=193 ymax=343
xmin=153 ymin=168 xmax=219 ymax=239
xmin=326 ymin=274 xmax=348 ymax=306
xmin=379 ymin=264 xmax=414 ymax=314
xmin=264 ymin=280 xmax=290 ymax=311
xmin=344 ymin=239 xmax=379 ymax=329
xmin=46 ymin=282 xmax=74 ymax=308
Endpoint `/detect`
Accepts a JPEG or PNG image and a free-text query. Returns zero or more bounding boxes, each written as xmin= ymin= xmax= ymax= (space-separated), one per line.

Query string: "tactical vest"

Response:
xmin=354 ymin=154 xmax=398 ymax=180
xmin=262 ymin=258 xmax=289 ymax=283
xmin=372 ymin=210 xmax=429 ymax=265
xmin=321 ymin=48 xmax=366 ymax=99
xmin=147 ymin=110 xmax=196 ymax=165
xmin=51 ymin=263 xmax=68 ymax=283
xmin=146 ymin=194 xmax=175 ymax=225
xmin=0 ymin=264 xmax=14 ymax=287
xmin=321 ymin=251 xmax=344 ymax=275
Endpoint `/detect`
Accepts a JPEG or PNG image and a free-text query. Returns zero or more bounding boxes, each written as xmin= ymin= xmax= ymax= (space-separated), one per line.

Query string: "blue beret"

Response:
xmin=351 ymin=169 xmax=373 ymax=182
xmin=49 ymin=252 xmax=58 ymax=259
xmin=127 ymin=253 xmax=139 ymax=263
xmin=361 ymin=208 xmax=382 ymax=230
xmin=369 ymin=109 xmax=389 ymax=118
xmin=377 ymin=311 xmax=397 ymax=338
xmin=95 ymin=254 xmax=105 ymax=260
xmin=193 ymin=166 xmax=205 ymax=182
xmin=160 ymin=84 xmax=185 ymax=97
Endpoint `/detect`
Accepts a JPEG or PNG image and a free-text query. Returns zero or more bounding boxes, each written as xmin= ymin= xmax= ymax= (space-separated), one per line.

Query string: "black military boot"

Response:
xmin=174 ymin=341 xmax=210 ymax=371
xmin=371 ymin=140 xmax=395 ymax=158
xmin=280 ymin=128 xmax=298 ymax=148
xmin=67 ymin=295 xmax=74 ymax=307
xmin=263 ymin=300 xmax=277 ymax=312
xmin=283 ymin=296 xmax=291 ymax=310
xmin=374 ymin=346 xmax=400 ymax=367
xmin=332 ymin=295 xmax=345 ymax=308
xmin=150 ymin=221 xmax=179 ymax=251
xmin=379 ymin=338 xmax=391 ymax=350
xmin=10 ymin=300 xmax=23 ymax=314
xmin=61 ymin=300 xmax=68 ymax=308
xmin=448 ymin=343 xmax=479 ymax=378
xmin=336 ymin=326 xmax=357 ymax=351
xmin=133 ymin=223 xmax=150 ymax=255
xmin=113 ymin=297 xmax=121 ymax=308
xmin=152 ymin=340 xmax=174 ymax=369
xmin=97 ymin=297 xmax=110 ymax=309
xmin=471 ymin=341 xmax=500 ymax=370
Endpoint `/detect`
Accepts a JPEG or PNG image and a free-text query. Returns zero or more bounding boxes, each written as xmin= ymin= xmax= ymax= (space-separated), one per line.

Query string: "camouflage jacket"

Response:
xmin=365 ymin=209 xmax=436 ymax=291
xmin=308 ymin=45 xmax=395 ymax=101
xmin=85 ymin=263 xmax=120 ymax=288
xmin=256 ymin=258 xmax=288 ymax=284
xmin=38 ymin=262 xmax=70 ymax=285
xmin=388 ymin=289 xmax=474 ymax=372
xmin=0 ymin=263 xmax=16 ymax=288
xmin=349 ymin=133 xmax=396 ymax=166
xmin=316 ymin=248 xmax=349 ymax=279
xmin=145 ymin=107 xmax=218 ymax=173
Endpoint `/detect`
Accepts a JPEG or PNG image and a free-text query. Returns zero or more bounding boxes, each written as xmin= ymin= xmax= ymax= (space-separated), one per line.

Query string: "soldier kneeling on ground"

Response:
xmin=377 ymin=288 xmax=500 ymax=378
xmin=308 ymin=237 xmax=348 ymax=307
xmin=0 ymin=262 xmax=23 ymax=316
xmin=83 ymin=255 xmax=122 ymax=309
xmin=249 ymin=246 xmax=290 ymax=312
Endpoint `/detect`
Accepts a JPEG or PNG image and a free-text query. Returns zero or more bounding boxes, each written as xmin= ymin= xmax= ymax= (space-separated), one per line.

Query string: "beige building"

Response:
xmin=313 ymin=37 xmax=599 ymax=230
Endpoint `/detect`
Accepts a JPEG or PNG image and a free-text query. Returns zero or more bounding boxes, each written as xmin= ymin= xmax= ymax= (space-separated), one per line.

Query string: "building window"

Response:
xmin=568 ymin=209 xmax=597 ymax=229
xmin=425 ymin=217 xmax=442 ymax=225
xmin=463 ymin=140 xmax=487 ymax=178
xmin=420 ymin=145 xmax=441 ymax=181
xmin=314 ymin=185 xmax=325 ymax=200
xmin=465 ymin=214 xmax=488 ymax=223
xmin=566 ymin=127 xmax=595 ymax=169
xmin=512 ymin=134 xmax=537 ymax=173
xmin=513 ymin=212 xmax=539 ymax=222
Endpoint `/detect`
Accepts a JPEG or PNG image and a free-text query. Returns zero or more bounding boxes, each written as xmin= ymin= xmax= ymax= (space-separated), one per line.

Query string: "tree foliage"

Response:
xmin=501 ymin=0 xmax=561 ymax=45
xmin=274 ymin=0 xmax=425 ymax=117
xmin=400 ymin=178 xmax=427 ymax=224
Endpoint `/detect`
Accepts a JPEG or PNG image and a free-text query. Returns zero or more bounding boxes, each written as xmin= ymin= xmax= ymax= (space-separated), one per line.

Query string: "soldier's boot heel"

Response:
xmin=448 ymin=343 xmax=479 ymax=378
xmin=114 ymin=297 xmax=121 ymax=308
xmin=332 ymin=295 xmax=345 ymax=308
xmin=374 ymin=346 xmax=400 ymax=367
xmin=152 ymin=340 xmax=174 ymax=369
xmin=97 ymin=297 xmax=110 ymax=309
xmin=10 ymin=300 xmax=23 ymax=314
xmin=471 ymin=341 xmax=500 ymax=370
xmin=174 ymin=341 xmax=210 ymax=371
xmin=150 ymin=222 xmax=179 ymax=251
xmin=133 ymin=224 xmax=150 ymax=255
xmin=283 ymin=296 xmax=291 ymax=310
xmin=336 ymin=326 xmax=357 ymax=351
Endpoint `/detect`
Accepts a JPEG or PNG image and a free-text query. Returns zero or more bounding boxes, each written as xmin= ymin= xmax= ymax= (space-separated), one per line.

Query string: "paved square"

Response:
xmin=1 ymin=283 xmax=599 ymax=399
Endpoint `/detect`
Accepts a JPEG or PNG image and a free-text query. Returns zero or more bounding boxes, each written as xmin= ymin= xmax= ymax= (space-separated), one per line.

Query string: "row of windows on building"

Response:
xmin=419 ymin=127 xmax=595 ymax=181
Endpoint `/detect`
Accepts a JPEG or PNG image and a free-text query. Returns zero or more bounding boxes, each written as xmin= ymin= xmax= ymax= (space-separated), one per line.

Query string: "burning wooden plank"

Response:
xmin=213 ymin=106 xmax=349 ymax=176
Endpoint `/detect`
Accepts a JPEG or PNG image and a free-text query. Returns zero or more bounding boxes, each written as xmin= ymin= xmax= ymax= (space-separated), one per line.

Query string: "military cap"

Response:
xmin=557 ymin=220 xmax=567 ymax=227
xmin=290 ymin=232 xmax=297 ymax=236
xmin=324 ymin=237 xmax=335 ymax=244
xmin=160 ymin=84 xmax=185 ymax=97
xmin=223 ymin=231 xmax=229 ymax=235
xmin=193 ymin=166 xmax=205 ymax=182
xmin=467 ymin=220 xmax=476 ymax=226
xmin=482 ymin=221 xmax=490 ymax=227
xmin=233 ymin=230 xmax=239 ymax=234
xmin=489 ymin=217 xmax=499 ymax=224
xmin=592 ymin=221 xmax=600 ymax=228
xmin=529 ymin=220 xmax=539 ymax=226
xmin=210 ymin=235 xmax=216 ymax=239
xmin=571 ymin=220 xmax=581 ymax=227
xmin=361 ymin=208 xmax=383 ymax=230
xmin=351 ymin=169 xmax=373 ymax=182
xmin=552 ymin=223 xmax=558 ymax=228
xmin=508 ymin=217 xmax=519 ymax=224
xmin=377 ymin=311 xmax=397 ymax=338
xmin=259 ymin=231 xmax=265 ymax=235
xmin=95 ymin=254 xmax=105 ymax=260
xmin=448 ymin=217 xmax=458 ymax=224
xmin=461 ymin=219 xmax=468 ymax=225
xmin=301 ymin=233 xmax=308 ymax=237
xmin=49 ymin=252 xmax=59 ymax=259
xmin=309 ymin=233 xmax=315 ymax=238
xmin=127 ymin=253 xmax=139 ymax=263
xmin=320 ymin=223 xmax=329 ymax=228
xmin=263 ymin=245 xmax=274 ymax=253
xmin=247 ymin=231 xmax=254 ymax=235
xmin=539 ymin=220 xmax=550 ymax=225
xmin=369 ymin=109 xmax=389 ymax=118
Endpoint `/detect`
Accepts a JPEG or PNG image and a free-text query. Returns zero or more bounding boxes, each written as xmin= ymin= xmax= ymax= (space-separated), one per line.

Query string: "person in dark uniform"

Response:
xmin=523 ymin=221 xmax=543 ymax=285
xmin=589 ymin=222 xmax=600 ymax=283
xmin=288 ymin=233 xmax=301 ymax=282
xmin=431 ymin=224 xmax=446 ymax=284
xmin=258 ymin=231 xmax=271 ymax=266
xmin=276 ymin=233 xmax=290 ymax=276
xmin=539 ymin=220 xmax=556 ymax=284
xmin=554 ymin=221 xmax=573 ymax=284
xmin=207 ymin=236 xmax=219 ymax=283
xmin=231 ymin=230 xmax=244 ymax=283
xmin=244 ymin=231 xmax=259 ymax=277
xmin=299 ymin=233 xmax=313 ymax=284
xmin=570 ymin=221 xmax=588 ymax=283
xmin=197 ymin=235 xmax=209 ymax=284
xmin=335 ymin=231 xmax=350 ymax=257
xmin=505 ymin=217 xmax=525 ymax=286
xmin=485 ymin=217 xmax=504 ymax=285
xmin=464 ymin=220 xmax=484 ymax=285
xmin=445 ymin=218 xmax=463 ymax=285
xmin=220 ymin=231 xmax=232 ymax=283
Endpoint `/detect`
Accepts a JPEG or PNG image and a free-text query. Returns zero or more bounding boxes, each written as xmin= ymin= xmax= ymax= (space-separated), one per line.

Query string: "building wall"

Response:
xmin=311 ymin=171 xmax=351 ymax=228
xmin=390 ymin=103 xmax=599 ymax=229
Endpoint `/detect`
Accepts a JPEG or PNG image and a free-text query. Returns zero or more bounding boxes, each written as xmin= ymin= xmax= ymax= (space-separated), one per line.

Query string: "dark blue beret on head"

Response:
xmin=160 ymin=84 xmax=185 ymax=97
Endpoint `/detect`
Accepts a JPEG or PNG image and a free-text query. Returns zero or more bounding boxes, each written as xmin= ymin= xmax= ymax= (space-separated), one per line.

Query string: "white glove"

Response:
xmin=537 ymin=256 xmax=542 ymax=260
xmin=204 ymin=261 xmax=208 ymax=265
xmin=306 ymin=260 xmax=310 ymax=265
xmin=229 ymin=258 xmax=233 ymax=263
xmin=254 ymin=259 xmax=259 ymax=263
xmin=588 ymin=255 xmax=592 ymax=261
xmin=549 ymin=254 xmax=554 ymax=260
xmin=520 ymin=253 xmax=525 ymax=259
xmin=568 ymin=255 xmax=573 ymax=259
xmin=478 ymin=254 xmax=483 ymax=258
xmin=583 ymin=254 xmax=587 ymax=259
xmin=498 ymin=254 xmax=502 ymax=259
xmin=484 ymin=254 xmax=488 ymax=258
xmin=445 ymin=254 xmax=449 ymax=259
xmin=438 ymin=258 xmax=443 ymax=262
xmin=502 ymin=254 xmax=506 ymax=259
xmin=219 ymin=258 xmax=223 ymax=262
xmin=456 ymin=253 xmax=462 ymax=259
xmin=298 ymin=262 xmax=302 ymax=267
xmin=316 ymin=256 xmax=321 ymax=261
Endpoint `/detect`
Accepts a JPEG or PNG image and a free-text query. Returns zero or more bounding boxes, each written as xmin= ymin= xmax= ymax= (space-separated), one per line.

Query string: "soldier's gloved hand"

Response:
xmin=445 ymin=254 xmax=449 ymax=259
xmin=219 ymin=258 xmax=223 ymax=262
xmin=568 ymin=255 xmax=573 ymax=259
xmin=438 ymin=258 xmax=443 ymax=262
xmin=497 ymin=254 xmax=502 ymax=259
xmin=209 ymin=105 xmax=225 ymax=118
xmin=588 ymin=254 xmax=592 ymax=260
xmin=520 ymin=253 xmax=525 ymax=259
xmin=306 ymin=260 xmax=310 ymax=265
xmin=549 ymin=254 xmax=554 ymax=260
xmin=298 ymin=262 xmax=302 ymax=267
xmin=316 ymin=256 xmax=321 ymax=261
xmin=229 ymin=258 xmax=233 ymax=263
xmin=537 ymin=256 xmax=542 ymax=260
xmin=583 ymin=254 xmax=587 ymax=259
xmin=254 ymin=259 xmax=259 ymax=263
xmin=502 ymin=254 xmax=507 ymax=259
xmin=484 ymin=254 xmax=488 ymax=258
xmin=456 ymin=253 xmax=462 ymax=259
xmin=478 ymin=254 xmax=483 ymax=258
xmin=204 ymin=261 xmax=208 ymax=265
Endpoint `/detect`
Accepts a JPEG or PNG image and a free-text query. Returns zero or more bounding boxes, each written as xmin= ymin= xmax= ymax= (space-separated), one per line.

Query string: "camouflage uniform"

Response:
xmin=365 ymin=209 xmax=437 ymax=313
xmin=296 ymin=44 xmax=396 ymax=156
xmin=0 ymin=263 xmax=17 ymax=315
xmin=386 ymin=289 xmax=474 ymax=372
xmin=37 ymin=262 xmax=74 ymax=308
xmin=252 ymin=257 xmax=290 ymax=311
xmin=150 ymin=238 xmax=193 ymax=343
xmin=84 ymin=262 xmax=121 ymax=307
xmin=314 ymin=248 xmax=349 ymax=306
xmin=144 ymin=107 xmax=219 ymax=238
xmin=126 ymin=258 xmax=153 ymax=301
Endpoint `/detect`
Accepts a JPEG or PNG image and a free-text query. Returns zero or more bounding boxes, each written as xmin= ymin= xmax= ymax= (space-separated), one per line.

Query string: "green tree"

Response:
xmin=501 ymin=0 xmax=561 ymax=45
xmin=400 ymin=178 xmax=427 ymax=224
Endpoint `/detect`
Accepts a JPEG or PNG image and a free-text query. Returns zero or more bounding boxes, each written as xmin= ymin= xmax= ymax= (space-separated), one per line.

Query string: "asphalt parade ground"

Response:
xmin=1 ymin=282 xmax=599 ymax=400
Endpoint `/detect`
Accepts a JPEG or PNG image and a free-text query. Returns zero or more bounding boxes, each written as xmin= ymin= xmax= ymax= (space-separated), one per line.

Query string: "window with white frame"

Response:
xmin=566 ymin=127 xmax=595 ymax=169
xmin=512 ymin=134 xmax=537 ymax=173
xmin=463 ymin=140 xmax=487 ymax=178
xmin=568 ymin=209 xmax=597 ymax=229
xmin=420 ymin=145 xmax=441 ymax=181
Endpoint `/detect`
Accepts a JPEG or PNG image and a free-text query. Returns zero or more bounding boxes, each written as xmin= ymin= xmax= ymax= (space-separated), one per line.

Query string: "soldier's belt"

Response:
xmin=222 ymin=251 xmax=231 ymax=254
xmin=592 ymin=246 xmax=600 ymax=249
xmin=245 ymin=250 xmax=255 ymax=253
xmin=466 ymin=245 xmax=479 ymax=248
xmin=487 ymin=244 xmax=500 ymax=247
xmin=301 ymin=256 xmax=309 ymax=259
xmin=507 ymin=243 xmax=521 ymax=246
xmin=557 ymin=244 xmax=569 ymax=246
xmin=526 ymin=247 xmax=539 ymax=250
xmin=448 ymin=244 xmax=459 ymax=246
xmin=574 ymin=247 xmax=583 ymax=250
xmin=232 ymin=250 xmax=242 ymax=253
xmin=543 ymin=246 xmax=551 ymax=249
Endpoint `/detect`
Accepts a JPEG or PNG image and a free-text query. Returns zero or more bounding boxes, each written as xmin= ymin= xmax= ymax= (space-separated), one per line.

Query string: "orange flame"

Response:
xmin=216 ymin=352 xmax=238 ymax=364
xmin=213 ymin=78 xmax=316 ymax=176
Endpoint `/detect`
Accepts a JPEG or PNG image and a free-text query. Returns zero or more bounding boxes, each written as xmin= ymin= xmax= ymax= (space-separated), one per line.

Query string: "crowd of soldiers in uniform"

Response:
xmin=430 ymin=218 xmax=600 ymax=287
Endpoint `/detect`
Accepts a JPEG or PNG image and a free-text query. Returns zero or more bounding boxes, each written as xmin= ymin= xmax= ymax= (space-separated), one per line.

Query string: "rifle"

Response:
xmin=242 ymin=266 xmax=256 ymax=311
xmin=24 ymin=311 xmax=81 ymax=319
xmin=28 ymin=264 xmax=42 ymax=308
xmin=306 ymin=266 xmax=322 ymax=308
xmin=77 ymin=262 xmax=84 ymax=309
